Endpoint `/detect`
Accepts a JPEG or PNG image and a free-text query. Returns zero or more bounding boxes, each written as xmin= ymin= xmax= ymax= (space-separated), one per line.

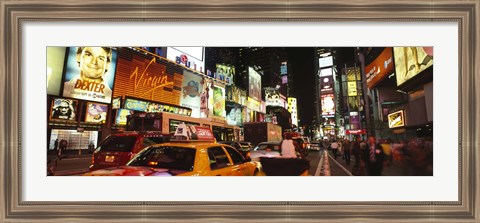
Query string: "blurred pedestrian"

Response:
xmin=53 ymin=138 xmax=59 ymax=151
xmin=343 ymin=139 xmax=351 ymax=165
xmin=58 ymin=139 xmax=67 ymax=159
xmin=280 ymin=132 xmax=297 ymax=158
xmin=330 ymin=140 xmax=339 ymax=159
xmin=364 ymin=136 xmax=385 ymax=176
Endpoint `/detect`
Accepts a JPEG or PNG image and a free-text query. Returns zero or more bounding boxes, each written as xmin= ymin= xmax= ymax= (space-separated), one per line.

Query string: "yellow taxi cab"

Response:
xmin=84 ymin=123 xmax=260 ymax=176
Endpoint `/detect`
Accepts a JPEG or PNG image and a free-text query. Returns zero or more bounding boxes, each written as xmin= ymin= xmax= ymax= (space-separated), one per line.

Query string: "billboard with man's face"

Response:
xmin=62 ymin=47 xmax=118 ymax=103
xmin=49 ymin=98 xmax=78 ymax=121
xmin=180 ymin=71 xmax=203 ymax=118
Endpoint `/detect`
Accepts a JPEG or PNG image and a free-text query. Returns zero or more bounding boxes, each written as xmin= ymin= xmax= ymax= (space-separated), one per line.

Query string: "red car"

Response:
xmin=89 ymin=131 xmax=171 ymax=171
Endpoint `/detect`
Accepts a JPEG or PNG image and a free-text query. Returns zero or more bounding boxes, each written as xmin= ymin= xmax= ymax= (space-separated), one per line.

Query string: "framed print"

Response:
xmin=1 ymin=0 xmax=479 ymax=222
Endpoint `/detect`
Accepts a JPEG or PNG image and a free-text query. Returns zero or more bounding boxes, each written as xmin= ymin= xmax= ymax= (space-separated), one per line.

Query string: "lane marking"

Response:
xmin=314 ymin=152 xmax=324 ymax=176
xmin=323 ymin=150 xmax=331 ymax=176
xmin=327 ymin=153 xmax=353 ymax=176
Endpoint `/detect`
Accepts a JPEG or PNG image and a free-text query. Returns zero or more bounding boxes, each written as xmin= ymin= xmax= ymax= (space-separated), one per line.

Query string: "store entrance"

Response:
xmin=49 ymin=129 xmax=99 ymax=155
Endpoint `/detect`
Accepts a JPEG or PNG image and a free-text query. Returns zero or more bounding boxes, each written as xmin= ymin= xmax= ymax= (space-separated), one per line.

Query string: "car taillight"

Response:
xmin=129 ymin=152 xmax=135 ymax=160
xmin=246 ymin=152 xmax=251 ymax=159
xmin=91 ymin=155 xmax=95 ymax=165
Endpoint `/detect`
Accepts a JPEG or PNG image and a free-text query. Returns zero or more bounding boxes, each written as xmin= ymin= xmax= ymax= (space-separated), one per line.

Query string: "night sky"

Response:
xmin=287 ymin=48 xmax=316 ymax=126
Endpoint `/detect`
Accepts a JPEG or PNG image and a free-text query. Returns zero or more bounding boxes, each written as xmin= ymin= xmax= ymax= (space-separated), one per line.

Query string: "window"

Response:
xmin=207 ymin=147 xmax=231 ymax=170
xmin=224 ymin=146 xmax=245 ymax=164
xmin=169 ymin=119 xmax=200 ymax=133
xmin=97 ymin=136 xmax=137 ymax=152
xmin=128 ymin=146 xmax=196 ymax=171
xmin=142 ymin=136 xmax=166 ymax=147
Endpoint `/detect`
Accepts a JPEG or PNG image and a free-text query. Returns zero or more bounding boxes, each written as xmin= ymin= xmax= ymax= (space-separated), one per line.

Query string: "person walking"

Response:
xmin=330 ymin=140 xmax=339 ymax=160
xmin=280 ymin=132 xmax=298 ymax=158
xmin=343 ymin=139 xmax=351 ymax=165
xmin=364 ymin=136 xmax=385 ymax=176
xmin=58 ymin=139 xmax=68 ymax=159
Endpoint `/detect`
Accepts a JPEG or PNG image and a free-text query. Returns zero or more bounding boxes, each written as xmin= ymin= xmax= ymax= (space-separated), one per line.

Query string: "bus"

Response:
xmin=126 ymin=112 xmax=241 ymax=142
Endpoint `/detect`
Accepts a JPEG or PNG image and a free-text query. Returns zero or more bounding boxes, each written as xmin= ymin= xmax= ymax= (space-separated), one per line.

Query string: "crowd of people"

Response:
xmin=318 ymin=136 xmax=433 ymax=176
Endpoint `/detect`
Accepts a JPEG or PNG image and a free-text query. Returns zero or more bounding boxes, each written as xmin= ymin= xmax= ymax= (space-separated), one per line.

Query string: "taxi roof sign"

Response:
xmin=173 ymin=123 xmax=216 ymax=142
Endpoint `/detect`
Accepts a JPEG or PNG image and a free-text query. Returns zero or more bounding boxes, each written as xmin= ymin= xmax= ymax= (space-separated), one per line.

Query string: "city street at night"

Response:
xmin=47 ymin=46 xmax=433 ymax=177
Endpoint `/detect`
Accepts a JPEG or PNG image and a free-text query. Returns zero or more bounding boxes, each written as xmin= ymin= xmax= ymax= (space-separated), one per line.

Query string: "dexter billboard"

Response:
xmin=364 ymin=48 xmax=394 ymax=89
xmin=62 ymin=47 xmax=118 ymax=103
xmin=394 ymin=47 xmax=433 ymax=86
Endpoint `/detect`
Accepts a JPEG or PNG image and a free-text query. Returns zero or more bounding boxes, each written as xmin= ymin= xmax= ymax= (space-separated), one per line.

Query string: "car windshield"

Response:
xmin=128 ymin=146 xmax=196 ymax=171
xmin=97 ymin=135 xmax=137 ymax=152
xmin=239 ymin=142 xmax=252 ymax=148
xmin=254 ymin=143 xmax=280 ymax=151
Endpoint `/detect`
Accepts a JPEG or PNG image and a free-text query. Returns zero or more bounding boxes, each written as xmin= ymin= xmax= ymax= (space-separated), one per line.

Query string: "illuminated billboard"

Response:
xmin=112 ymin=49 xmax=178 ymax=105
xmin=180 ymin=70 xmax=203 ymax=118
xmin=365 ymin=48 xmax=394 ymax=89
xmin=225 ymin=102 xmax=243 ymax=126
xmin=248 ymin=67 xmax=262 ymax=101
xmin=347 ymin=81 xmax=357 ymax=96
xmin=215 ymin=64 xmax=235 ymax=85
xmin=209 ymin=85 xmax=225 ymax=117
xmin=265 ymin=89 xmax=287 ymax=108
xmin=115 ymin=109 xmax=133 ymax=125
xmin=388 ymin=110 xmax=406 ymax=128
xmin=47 ymin=47 xmax=67 ymax=96
xmin=393 ymin=47 xmax=433 ymax=86
xmin=85 ymin=102 xmax=108 ymax=124
xmin=319 ymin=67 xmax=333 ymax=77
xmin=166 ymin=47 xmax=205 ymax=73
xmin=62 ymin=47 xmax=118 ymax=104
xmin=49 ymin=98 xmax=78 ymax=121
xmin=321 ymin=76 xmax=333 ymax=93
xmin=112 ymin=97 xmax=121 ymax=109
xmin=124 ymin=98 xmax=192 ymax=116
xmin=319 ymin=56 xmax=333 ymax=68
xmin=226 ymin=85 xmax=246 ymax=105
xmin=321 ymin=94 xmax=335 ymax=117
xmin=288 ymin=97 xmax=298 ymax=127
xmin=280 ymin=61 xmax=288 ymax=75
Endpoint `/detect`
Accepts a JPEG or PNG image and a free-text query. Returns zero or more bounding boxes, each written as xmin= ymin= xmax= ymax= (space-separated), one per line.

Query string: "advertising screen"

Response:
xmin=47 ymin=47 xmax=67 ymax=96
xmin=226 ymin=85 xmax=246 ymax=105
xmin=320 ymin=67 xmax=333 ymax=77
xmin=215 ymin=64 xmax=235 ymax=85
xmin=319 ymin=56 xmax=333 ymax=68
xmin=124 ymin=98 xmax=191 ymax=116
xmin=281 ymin=61 xmax=288 ymax=75
xmin=394 ymin=47 xmax=433 ymax=86
xmin=281 ymin=75 xmax=288 ymax=84
xmin=211 ymin=85 xmax=225 ymax=117
xmin=85 ymin=102 xmax=108 ymax=123
xmin=287 ymin=97 xmax=298 ymax=126
xmin=321 ymin=94 xmax=335 ymax=117
xmin=49 ymin=98 xmax=78 ymax=121
xmin=349 ymin=112 xmax=361 ymax=130
xmin=265 ymin=89 xmax=287 ymax=108
xmin=225 ymin=102 xmax=243 ymax=126
xmin=112 ymin=48 xmax=178 ymax=105
xmin=388 ymin=110 xmax=406 ymax=128
xmin=364 ymin=47 xmax=394 ymax=89
xmin=62 ymin=47 xmax=118 ymax=103
xmin=321 ymin=76 xmax=333 ymax=93
xmin=248 ymin=67 xmax=262 ymax=101
xmin=347 ymin=81 xmax=358 ymax=96
xmin=112 ymin=97 xmax=121 ymax=109
xmin=166 ymin=47 xmax=205 ymax=73
xmin=180 ymin=71 xmax=203 ymax=118
xmin=115 ymin=109 xmax=133 ymax=125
